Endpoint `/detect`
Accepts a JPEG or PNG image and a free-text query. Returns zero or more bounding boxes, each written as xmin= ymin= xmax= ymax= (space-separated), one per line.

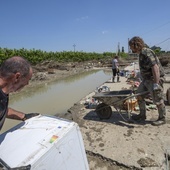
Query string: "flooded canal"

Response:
xmin=1 ymin=69 xmax=112 ymax=133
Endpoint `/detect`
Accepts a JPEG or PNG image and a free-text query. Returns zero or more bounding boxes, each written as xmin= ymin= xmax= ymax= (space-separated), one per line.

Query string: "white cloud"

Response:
xmin=102 ymin=30 xmax=108 ymax=34
xmin=76 ymin=16 xmax=89 ymax=21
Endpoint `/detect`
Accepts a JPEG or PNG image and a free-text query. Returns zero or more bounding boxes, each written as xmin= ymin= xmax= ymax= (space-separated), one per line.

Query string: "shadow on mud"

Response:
xmin=83 ymin=110 xmax=153 ymax=128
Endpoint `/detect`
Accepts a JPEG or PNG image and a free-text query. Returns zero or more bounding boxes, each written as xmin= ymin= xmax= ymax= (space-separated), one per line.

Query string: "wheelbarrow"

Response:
xmin=93 ymin=89 xmax=148 ymax=122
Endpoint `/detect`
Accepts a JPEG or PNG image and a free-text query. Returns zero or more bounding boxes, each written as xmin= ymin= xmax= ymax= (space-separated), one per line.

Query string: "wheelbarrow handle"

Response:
xmin=113 ymin=91 xmax=149 ymax=105
xmin=133 ymin=91 xmax=149 ymax=97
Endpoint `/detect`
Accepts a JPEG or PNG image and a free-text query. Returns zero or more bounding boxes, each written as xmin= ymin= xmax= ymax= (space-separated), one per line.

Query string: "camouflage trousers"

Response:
xmin=136 ymin=78 xmax=166 ymax=119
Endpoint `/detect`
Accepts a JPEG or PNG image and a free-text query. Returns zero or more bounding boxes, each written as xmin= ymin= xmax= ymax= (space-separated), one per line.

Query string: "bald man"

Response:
xmin=0 ymin=56 xmax=39 ymax=130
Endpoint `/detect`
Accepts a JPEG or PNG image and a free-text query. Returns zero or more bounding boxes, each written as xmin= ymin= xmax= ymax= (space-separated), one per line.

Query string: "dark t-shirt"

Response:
xmin=0 ymin=89 xmax=8 ymax=130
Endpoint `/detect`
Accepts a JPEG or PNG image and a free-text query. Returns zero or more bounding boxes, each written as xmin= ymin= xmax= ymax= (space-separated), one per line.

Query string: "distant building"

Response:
xmin=122 ymin=47 xmax=124 ymax=53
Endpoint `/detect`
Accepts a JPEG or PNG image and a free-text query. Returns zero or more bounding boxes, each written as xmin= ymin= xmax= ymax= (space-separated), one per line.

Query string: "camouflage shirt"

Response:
xmin=139 ymin=48 xmax=165 ymax=79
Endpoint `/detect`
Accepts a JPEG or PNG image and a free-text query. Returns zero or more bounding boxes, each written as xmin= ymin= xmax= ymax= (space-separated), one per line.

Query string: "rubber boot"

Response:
xmin=117 ymin=76 xmax=120 ymax=82
xmin=112 ymin=77 xmax=115 ymax=83
xmin=131 ymin=99 xmax=146 ymax=121
xmin=152 ymin=104 xmax=166 ymax=126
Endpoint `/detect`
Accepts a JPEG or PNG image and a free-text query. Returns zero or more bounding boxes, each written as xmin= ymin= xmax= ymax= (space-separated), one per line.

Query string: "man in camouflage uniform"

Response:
xmin=129 ymin=36 xmax=166 ymax=126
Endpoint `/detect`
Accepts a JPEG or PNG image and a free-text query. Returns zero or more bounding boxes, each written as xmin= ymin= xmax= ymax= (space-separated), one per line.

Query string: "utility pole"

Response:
xmin=73 ymin=44 xmax=76 ymax=52
xmin=118 ymin=42 xmax=120 ymax=56
xmin=128 ymin=38 xmax=131 ymax=53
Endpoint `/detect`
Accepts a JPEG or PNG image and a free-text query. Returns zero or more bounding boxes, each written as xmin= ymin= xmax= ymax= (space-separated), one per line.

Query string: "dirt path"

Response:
xmin=69 ymin=77 xmax=170 ymax=170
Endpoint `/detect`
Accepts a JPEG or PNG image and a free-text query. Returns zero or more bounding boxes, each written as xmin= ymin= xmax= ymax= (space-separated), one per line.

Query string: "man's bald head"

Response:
xmin=0 ymin=56 xmax=32 ymax=79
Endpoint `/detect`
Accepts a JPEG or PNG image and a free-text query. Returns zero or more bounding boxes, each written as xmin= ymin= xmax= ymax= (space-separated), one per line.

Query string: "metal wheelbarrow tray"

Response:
xmin=93 ymin=89 xmax=135 ymax=120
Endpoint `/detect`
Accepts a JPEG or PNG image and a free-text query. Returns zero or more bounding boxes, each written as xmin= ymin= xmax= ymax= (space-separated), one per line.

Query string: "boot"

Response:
xmin=117 ymin=76 xmax=120 ymax=82
xmin=131 ymin=114 xmax=146 ymax=121
xmin=132 ymin=99 xmax=146 ymax=121
xmin=112 ymin=77 xmax=115 ymax=83
xmin=151 ymin=104 xmax=166 ymax=126
xmin=151 ymin=118 xmax=166 ymax=126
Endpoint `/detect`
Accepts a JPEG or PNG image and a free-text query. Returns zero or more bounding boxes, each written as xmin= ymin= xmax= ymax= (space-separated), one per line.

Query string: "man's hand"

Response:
xmin=153 ymin=83 xmax=160 ymax=91
xmin=22 ymin=113 xmax=40 ymax=121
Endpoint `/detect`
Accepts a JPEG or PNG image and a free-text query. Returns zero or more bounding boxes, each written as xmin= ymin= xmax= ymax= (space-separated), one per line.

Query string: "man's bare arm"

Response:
xmin=6 ymin=108 xmax=25 ymax=120
xmin=152 ymin=64 xmax=160 ymax=84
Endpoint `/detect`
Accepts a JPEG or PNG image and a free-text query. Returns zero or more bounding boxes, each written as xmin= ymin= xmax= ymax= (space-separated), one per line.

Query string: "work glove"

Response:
xmin=153 ymin=83 xmax=160 ymax=91
xmin=22 ymin=113 xmax=40 ymax=121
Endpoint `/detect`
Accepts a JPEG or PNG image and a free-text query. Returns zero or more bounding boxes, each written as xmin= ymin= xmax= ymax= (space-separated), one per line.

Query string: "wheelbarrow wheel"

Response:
xmin=96 ymin=103 xmax=112 ymax=119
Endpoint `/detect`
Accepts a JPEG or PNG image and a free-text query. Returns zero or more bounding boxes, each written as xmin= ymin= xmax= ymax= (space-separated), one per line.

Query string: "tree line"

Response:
xmin=0 ymin=47 xmax=129 ymax=65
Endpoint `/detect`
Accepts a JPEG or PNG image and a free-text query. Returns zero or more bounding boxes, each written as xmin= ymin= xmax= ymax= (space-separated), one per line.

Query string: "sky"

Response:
xmin=1 ymin=0 xmax=170 ymax=53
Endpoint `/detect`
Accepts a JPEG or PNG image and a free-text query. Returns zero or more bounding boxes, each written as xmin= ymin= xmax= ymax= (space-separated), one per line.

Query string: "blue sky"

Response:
xmin=1 ymin=0 xmax=170 ymax=53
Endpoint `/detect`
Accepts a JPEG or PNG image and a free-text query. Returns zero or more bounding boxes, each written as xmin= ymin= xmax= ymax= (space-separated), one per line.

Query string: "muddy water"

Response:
xmin=1 ymin=69 xmax=112 ymax=133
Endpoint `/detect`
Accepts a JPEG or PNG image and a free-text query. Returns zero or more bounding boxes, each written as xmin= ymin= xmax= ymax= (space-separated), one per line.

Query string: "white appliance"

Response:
xmin=0 ymin=115 xmax=89 ymax=170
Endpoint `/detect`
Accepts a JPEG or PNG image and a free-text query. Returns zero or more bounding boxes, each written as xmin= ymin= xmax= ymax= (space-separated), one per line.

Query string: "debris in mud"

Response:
xmin=137 ymin=157 xmax=158 ymax=167
xmin=31 ymin=72 xmax=49 ymax=81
